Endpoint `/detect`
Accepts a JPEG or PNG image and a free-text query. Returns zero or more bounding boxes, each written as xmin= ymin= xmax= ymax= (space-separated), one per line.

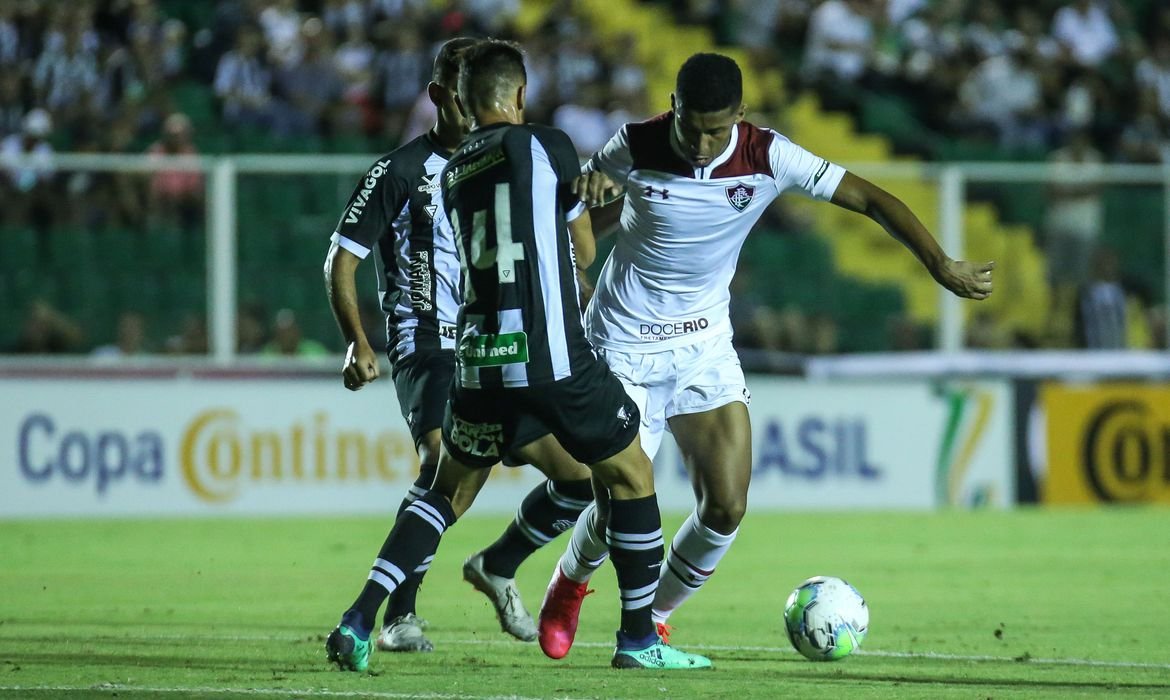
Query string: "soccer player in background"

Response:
xmin=323 ymin=37 xmax=595 ymax=657
xmin=325 ymin=39 xmax=711 ymax=672
xmin=538 ymin=52 xmax=996 ymax=658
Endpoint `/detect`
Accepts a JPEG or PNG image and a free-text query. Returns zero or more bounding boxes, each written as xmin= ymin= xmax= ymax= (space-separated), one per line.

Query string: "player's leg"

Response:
xmin=376 ymin=428 xmax=439 ymax=652
xmin=325 ymin=448 xmax=490 ymax=671
xmin=652 ymin=339 xmax=752 ymax=633
xmin=463 ymin=432 xmax=592 ymax=641
xmin=532 ymin=360 xmax=709 ymax=669
xmin=550 ymin=350 xmax=669 ymax=589
xmin=326 ymin=386 xmax=499 ymax=672
xmin=376 ymin=352 xmax=453 ymax=652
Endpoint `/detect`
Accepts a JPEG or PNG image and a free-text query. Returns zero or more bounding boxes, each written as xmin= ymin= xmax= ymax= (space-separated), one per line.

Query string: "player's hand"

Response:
xmin=572 ymin=171 xmax=623 ymax=208
xmin=342 ymin=340 xmax=380 ymax=391
xmin=934 ymin=259 xmax=995 ymax=300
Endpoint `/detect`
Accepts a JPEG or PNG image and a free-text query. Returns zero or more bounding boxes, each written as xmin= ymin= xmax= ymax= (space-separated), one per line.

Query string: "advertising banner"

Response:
xmin=652 ymin=379 xmax=1014 ymax=511
xmin=0 ymin=376 xmax=1014 ymax=518
xmin=1040 ymin=383 xmax=1170 ymax=504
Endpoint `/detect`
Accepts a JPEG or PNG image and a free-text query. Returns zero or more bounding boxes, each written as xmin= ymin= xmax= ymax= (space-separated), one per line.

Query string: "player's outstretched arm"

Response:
xmin=573 ymin=170 xmax=624 ymax=239
xmin=830 ymin=172 xmax=995 ymax=300
xmin=324 ymin=241 xmax=381 ymax=390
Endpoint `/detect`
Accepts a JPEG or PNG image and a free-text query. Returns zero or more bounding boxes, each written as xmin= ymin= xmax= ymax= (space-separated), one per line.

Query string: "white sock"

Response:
xmin=557 ymin=502 xmax=609 ymax=583
xmin=651 ymin=510 xmax=737 ymax=623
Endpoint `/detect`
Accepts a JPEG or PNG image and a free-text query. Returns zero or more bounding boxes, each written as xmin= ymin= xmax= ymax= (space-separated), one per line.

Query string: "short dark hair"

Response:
xmin=457 ymin=39 xmax=527 ymax=112
xmin=675 ymin=53 xmax=742 ymax=113
xmin=433 ymin=37 xmax=479 ymax=85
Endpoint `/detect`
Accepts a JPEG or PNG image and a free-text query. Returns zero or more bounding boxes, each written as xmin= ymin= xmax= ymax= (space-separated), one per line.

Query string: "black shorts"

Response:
xmin=394 ymin=350 xmax=549 ymax=456
xmin=441 ymin=356 xmax=640 ymax=469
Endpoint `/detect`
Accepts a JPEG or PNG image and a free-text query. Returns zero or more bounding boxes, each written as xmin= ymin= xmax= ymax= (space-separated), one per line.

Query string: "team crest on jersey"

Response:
xmin=726 ymin=183 xmax=754 ymax=212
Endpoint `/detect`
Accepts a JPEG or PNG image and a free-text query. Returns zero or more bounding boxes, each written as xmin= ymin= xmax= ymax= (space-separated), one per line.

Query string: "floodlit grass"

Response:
xmin=2 ymin=508 xmax=1169 ymax=698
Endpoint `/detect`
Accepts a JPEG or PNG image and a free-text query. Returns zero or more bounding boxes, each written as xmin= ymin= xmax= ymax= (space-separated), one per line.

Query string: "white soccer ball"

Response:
xmin=783 ymin=575 xmax=869 ymax=661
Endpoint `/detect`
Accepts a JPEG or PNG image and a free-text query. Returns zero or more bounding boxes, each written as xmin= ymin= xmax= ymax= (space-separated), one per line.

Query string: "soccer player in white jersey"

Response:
xmin=537 ymin=53 xmax=995 ymax=658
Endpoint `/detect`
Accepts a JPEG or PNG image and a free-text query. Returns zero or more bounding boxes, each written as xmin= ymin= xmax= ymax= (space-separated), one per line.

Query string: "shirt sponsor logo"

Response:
xmin=644 ymin=185 xmax=670 ymax=199
xmin=639 ymin=318 xmax=709 ymax=340
xmin=445 ymin=148 xmax=505 ymax=187
xmin=726 ymin=182 xmax=754 ymax=211
xmin=447 ymin=415 xmax=504 ymax=458
xmin=409 ymin=250 xmax=433 ymax=312
xmin=344 ymin=158 xmax=392 ymax=224
xmin=418 ymin=173 xmax=440 ymax=195
xmin=459 ymin=331 xmax=529 ymax=367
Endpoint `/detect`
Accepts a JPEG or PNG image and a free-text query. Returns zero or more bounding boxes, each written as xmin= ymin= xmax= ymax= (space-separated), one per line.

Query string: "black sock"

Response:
xmin=481 ymin=478 xmax=593 ymax=579
xmin=606 ymin=494 xmax=664 ymax=643
xmin=345 ymin=490 xmax=456 ymax=639
xmin=383 ymin=464 xmax=437 ymax=623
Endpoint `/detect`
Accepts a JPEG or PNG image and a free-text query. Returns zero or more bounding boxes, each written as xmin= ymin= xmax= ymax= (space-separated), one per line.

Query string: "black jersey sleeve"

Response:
xmin=332 ymin=155 xmax=409 ymax=257
xmin=532 ymin=126 xmax=584 ymax=215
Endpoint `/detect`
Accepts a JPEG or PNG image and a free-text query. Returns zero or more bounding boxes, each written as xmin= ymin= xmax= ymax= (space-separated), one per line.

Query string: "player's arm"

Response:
xmin=324 ymin=157 xmax=404 ymax=389
xmin=568 ymin=205 xmax=595 ymax=270
xmin=573 ymin=126 xmax=632 ymax=238
xmin=568 ymin=208 xmax=597 ymax=307
xmin=324 ymin=241 xmax=379 ymax=390
xmin=829 ymin=172 xmax=995 ymax=301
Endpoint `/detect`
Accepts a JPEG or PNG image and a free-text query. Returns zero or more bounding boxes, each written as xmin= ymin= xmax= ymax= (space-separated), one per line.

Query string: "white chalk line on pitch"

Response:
xmin=0 ymin=687 xmax=583 ymax=700
xmin=2 ymin=630 xmax=1169 ymax=672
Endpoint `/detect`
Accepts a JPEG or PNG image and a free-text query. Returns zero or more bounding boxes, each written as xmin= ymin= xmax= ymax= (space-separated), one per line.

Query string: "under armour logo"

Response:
xmin=644 ymin=185 xmax=669 ymax=199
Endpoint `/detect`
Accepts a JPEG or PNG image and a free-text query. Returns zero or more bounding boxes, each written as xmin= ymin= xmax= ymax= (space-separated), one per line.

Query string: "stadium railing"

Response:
xmin=3 ymin=154 xmax=1168 ymax=364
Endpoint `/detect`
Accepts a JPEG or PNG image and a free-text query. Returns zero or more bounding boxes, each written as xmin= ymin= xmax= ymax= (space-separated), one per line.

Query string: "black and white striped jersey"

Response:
xmin=441 ymin=123 xmax=593 ymax=389
xmin=330 ymin=132 xmax=461 ymax=364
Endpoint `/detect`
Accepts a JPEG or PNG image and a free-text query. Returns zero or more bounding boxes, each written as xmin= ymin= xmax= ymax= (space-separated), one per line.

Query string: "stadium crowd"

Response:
xmin=1 ymin=0 xmax=1167 ymax=354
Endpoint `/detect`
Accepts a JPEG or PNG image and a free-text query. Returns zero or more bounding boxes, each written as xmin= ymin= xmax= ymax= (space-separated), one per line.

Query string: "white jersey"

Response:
xmin=583 ymin=112 xmax=846 ymax=352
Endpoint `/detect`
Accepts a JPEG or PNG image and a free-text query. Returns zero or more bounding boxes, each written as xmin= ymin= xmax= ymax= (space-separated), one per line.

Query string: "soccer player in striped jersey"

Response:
xmin=326 ymin=39 xmax=711 ymax=672
xmin=538 ymin=53 xmax=996 ymax=655
xmin=323 ymin=38 xmax=597 ymax=661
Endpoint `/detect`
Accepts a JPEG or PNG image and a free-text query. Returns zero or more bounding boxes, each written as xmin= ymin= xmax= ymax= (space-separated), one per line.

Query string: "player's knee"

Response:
xmin=417 ymin=430 xmax=442 ymax=468
xmin=592 ymin=457 xmax=654 ymax=498
xmin=699 ymin=496 xmax=746 ymax=534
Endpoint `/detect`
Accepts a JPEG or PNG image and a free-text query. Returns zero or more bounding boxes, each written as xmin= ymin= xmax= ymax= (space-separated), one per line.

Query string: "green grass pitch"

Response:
xmin=2 ymin=508 xmax=1169 ymax=699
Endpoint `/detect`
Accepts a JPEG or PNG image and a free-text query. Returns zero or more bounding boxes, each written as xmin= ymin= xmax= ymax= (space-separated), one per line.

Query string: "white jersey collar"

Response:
xmin=668 ymin=116 xmax=740 ymax=180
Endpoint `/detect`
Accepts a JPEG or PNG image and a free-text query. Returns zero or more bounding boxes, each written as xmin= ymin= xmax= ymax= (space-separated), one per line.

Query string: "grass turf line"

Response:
xmin=1 ymin=509 xmax=1168 ymax=699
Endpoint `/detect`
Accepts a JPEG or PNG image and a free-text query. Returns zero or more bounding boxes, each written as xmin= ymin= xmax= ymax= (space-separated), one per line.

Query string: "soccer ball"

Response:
xmin=783 ymin=576 xmax=869 ymax=661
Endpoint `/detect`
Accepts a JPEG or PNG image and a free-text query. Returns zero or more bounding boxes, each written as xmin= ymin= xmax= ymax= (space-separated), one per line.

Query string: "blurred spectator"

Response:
xmin=214 ymin=26 xmax=274 ymax=131
xmin=275 ymin=18 xmax=344 ymax=137
xmin=260 ymin=0 xmax=304 ymax=68
xmin=1118 ymin=91 xmax=1167 ymax=162
xmin=888 ymin=315 xmax=931 ymax=351
xmin=263 ymin=308 xmax=329 ymax=356
xmin=1148 ymin=305 xmax=1168 ymax=349
xmin=0 ymin=109 xmax=57 ymax=232
xmin=1075 ymin=247 xmax=1127 ymax=349
xmin=93 ymin=311 xmax=150 ymax=358
xmin=801 ymin=0 xmax=875 ymax=84
xmin=369 ymin=23 xmax=426 ymax=139
xmin=954 ymin=43 xmax=1046 ymax=149
xmin=334 ymin=22 xmax=375 ymax=103
xmin=33 ymin=23 xmax=100 ymax=117
xmin=147 ymin=113 xmax=204 ymax=230
xmin=1044 ymin=130 xmax=1104 ymax=290
xmin=9 ymin=300 xmax=84 ymax=354
xmin=1135 ymin=37 xmax=1170 ymax=122
xmin=0 ymin=72 xmax=28 ymax=137
xmin=1051 ymin=0 xmax=1119 ymax=68
xmin=238 ymin=301 xmax=270 ymax=354
xmin=166 ymin=313 xmax=209 ymax=354
xmin=553 ymin=82 xmax=611 ymax=157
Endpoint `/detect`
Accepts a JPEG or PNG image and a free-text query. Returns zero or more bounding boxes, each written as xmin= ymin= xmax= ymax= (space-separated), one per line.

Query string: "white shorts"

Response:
xmin=598 ymin=333 xmax=749 ymax=460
